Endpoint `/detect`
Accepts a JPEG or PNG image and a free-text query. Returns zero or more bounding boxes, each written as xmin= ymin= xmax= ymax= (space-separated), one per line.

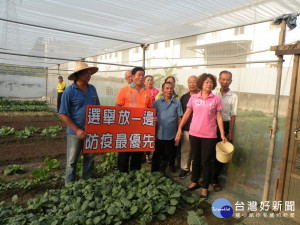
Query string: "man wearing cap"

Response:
xmin=59 ymin=61 xmax=100 ymax=185
xmin=115 ymin=67 xmax=153 ymax=172
xmin=56 ymin=75 xmax=66 ymax=112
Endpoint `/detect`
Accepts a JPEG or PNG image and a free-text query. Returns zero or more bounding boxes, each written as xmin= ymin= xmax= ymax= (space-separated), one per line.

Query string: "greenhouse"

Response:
xmin=1 ymin=0 xmax=300 ymax=224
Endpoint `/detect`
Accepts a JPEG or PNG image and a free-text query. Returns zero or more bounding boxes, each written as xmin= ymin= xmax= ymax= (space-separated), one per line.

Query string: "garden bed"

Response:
xmin=0 ymin=111 xmax=243 ymax=225
xmin=0 ymin=112 xmax=66 ymax=167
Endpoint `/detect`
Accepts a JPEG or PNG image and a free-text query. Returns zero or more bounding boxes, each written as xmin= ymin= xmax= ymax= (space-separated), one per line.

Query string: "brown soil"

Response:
xmin=0 ymin=111 xmax=241 ymax=225
xmin=0 ymin=112 xmax=66 ymax=167
xmin=0 ymin=112 xmax=67 ymax=203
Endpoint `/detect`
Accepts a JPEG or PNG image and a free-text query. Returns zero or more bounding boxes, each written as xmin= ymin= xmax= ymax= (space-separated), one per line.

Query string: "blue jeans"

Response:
xmin=65 ymin=134 xmax=94 ymax=185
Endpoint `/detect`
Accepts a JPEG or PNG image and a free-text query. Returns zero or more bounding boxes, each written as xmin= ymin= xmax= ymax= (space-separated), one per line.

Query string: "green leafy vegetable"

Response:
xmin=96 ymin=153 xmax=117 ymax=174
xmin=12 ymin=195 xmax=18 ymax=204
xmin=4 ymin=164 xmax=27 ymax=175
xmin=76 ymin=156 xmax=83 ymax=177
xmin=0 ymin=169 xmax=199 ymax=224
xmin=0 ymin=98 xmax=49 ymax=112
xmin=44 ymin=158 xmax=60 ymax=170
xmin=187 ymin=210 xmax=208 ymax=225
xmin=0 ymin=126 xmax=15 ymax=135
xmin=15 ymin=130 xmax=31 ymax=138
xmin=30 ymin=168 xmax=50 ymax=182
xmin=25 ymin=126 xmax=40 ymax=134
xmin=41 ymin=126 xmax=62 ymax=137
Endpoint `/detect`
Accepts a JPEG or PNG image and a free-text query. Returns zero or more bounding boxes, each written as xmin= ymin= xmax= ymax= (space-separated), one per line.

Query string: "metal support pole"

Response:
xmin=141 ymin=44 xmax=149 ymax=69
xmin=262 ymin=19 xmax=286 ymax=202
xmin=46 ymin=67 xmax=48 ymax=103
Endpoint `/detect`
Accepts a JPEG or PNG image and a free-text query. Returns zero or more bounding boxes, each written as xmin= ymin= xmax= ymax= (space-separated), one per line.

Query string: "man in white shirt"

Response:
xmin=124 ymin=70 xmax=133 ymax=84
xmin=211 ymin=70 xmax=238 ymax=191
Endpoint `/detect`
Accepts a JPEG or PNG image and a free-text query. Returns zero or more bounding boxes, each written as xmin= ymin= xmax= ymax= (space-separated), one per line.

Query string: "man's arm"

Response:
xmin=177 ymin=116 xmax=182 ymax=130
xmin=217 ymin=111 xmax=227 ymax=142
xmin=62 ymin=82 xmax=66 ymax=90
xmin=227 ymin=115 xmax=236 ymax=141
xmin=59 ymin=114 xmax=86 ymax=139
xmin=175 ymin=107 xmax=192 ymax=143
xmin=228 ymin=93 xmax=238 ymax=141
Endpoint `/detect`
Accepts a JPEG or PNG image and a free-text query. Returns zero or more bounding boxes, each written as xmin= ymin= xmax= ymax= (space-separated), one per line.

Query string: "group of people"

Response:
xmin=58 ymin=61 xmax=238 ymax=200
xmin=174 ymin=71 xmax=237 ymax=199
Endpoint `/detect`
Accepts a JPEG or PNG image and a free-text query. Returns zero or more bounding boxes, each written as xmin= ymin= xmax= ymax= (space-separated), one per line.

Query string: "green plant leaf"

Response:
xmin=0 ymin=126 xmax=15 ymax=135
xmin=30 ymin=168 xmax=50 ymax=182
xmin=15 ymin=130 xmax=30 ymax=138
xmin=4 ymin=164 xmax=27 ymax=175
xmin=167 ymin=206 xmax=176 ymax=215
xmin=187 ymin=210 xmax=208 ymax=225
xmin=44 ymin=158 xmax=60 ymax=169
xmin=130 ymin=205 xmax=138 ymax=215
xmin=170 ymin=191 xmax=181 ymax=198
xmin=12 ymin=195 xmax=18 ymax=204
xmin=93 ymin=216 xmax=101 ymax=224
xmin=105 ymin=216 xmax=112 ymax=225
xmin=107 ymin=206 xmax=119 ymax=215
xmin=157 ymin=213 xmax=166 ymax=221
xmin=197 ymin=208 xmax=204 ymax=216
xmin=170 ymin=198 xmax=179 ymax=206
xmin=185 ymin=196 xmax=196 ymax=204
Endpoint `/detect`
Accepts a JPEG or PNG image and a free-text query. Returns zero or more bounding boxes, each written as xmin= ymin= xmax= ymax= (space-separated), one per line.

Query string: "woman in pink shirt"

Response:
xmin=144 ymin=75 xmax=159 ymax=103
xmin=175 ymin=73 xmax=227 ymax=199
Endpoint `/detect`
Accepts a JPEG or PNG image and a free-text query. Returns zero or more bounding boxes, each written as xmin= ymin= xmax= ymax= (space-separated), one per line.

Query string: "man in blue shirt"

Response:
xmin=151 ymin=82 xmax=183 ymax=173
xmin=59 ymin=61 xmax=100 ymax=185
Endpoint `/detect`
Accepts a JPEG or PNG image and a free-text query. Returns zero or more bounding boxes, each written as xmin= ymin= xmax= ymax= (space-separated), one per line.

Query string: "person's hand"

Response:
xmin=226 ymin=132 xmax=232 ymax=141
xmin=175 ymin=130 xmax=182 ymax=143
xmin=75 ymin=129 xmax=86 ymax=140
xmin=221 ymin=133 xmax=227 ymax=143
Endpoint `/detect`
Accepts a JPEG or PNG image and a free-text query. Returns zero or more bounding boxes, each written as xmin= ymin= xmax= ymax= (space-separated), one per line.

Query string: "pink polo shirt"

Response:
xmin=150 ymin=87 xmax=159 ymax=103
xmin=187 ymin=91 xmax=223 ymax=138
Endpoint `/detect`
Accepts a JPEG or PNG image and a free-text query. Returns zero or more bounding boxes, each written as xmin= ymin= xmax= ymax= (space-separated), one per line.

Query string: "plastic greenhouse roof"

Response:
xmin=0 ymin=0 xmax=300 ymax=68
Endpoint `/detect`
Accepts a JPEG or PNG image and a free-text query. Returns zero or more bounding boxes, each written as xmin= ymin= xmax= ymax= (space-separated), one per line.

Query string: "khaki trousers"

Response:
xmin=180 ymin=131 xmax=192 ymax=171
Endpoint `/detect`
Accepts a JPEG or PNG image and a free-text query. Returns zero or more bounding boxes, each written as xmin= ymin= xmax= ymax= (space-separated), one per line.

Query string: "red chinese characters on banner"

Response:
xmin=83 ymin=105 xmax=155 ymax=153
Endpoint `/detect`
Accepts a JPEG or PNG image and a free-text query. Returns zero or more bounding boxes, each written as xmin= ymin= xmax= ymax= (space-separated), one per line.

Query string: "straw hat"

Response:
xmin=68 ymin=61 xmax=99 ymax=81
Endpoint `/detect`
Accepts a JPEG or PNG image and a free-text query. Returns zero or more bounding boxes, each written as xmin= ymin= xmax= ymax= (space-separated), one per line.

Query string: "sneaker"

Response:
xmin=179 ymin=170 xmax=191 ymax=179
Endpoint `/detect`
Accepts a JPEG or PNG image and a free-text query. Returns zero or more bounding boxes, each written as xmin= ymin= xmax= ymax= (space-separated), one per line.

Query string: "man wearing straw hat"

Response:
xmin=59 ymin=61 xmax=100 ymax=185
xmin=211 ymin=70 xmax=238 ymax=192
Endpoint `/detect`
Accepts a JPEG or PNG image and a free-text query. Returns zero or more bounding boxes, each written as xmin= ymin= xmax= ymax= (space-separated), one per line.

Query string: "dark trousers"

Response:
xmin=211 ymin=121 xmax=230 ymax=184
xmin=57 ymin=92 xmax=63 ymax=112
xmin=151 ymin=139 xmax=176 ymax=172
xmin=190 ymin=135 xmax=216 ymax=189
xmin=117 ymin=152 xmax=144 ymax=173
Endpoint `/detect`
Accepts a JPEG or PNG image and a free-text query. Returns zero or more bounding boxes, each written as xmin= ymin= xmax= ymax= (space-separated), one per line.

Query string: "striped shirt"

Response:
xmin=213 ymin=89 xmax=238 ymax=121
